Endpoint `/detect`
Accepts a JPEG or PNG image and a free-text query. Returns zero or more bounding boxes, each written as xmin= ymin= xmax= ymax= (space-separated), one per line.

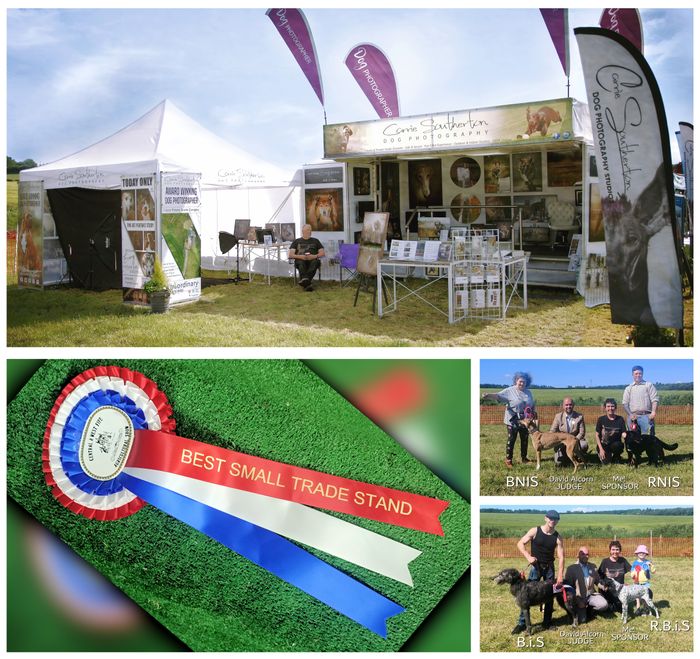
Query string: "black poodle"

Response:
xmin=493 ymin=567 xmax=576 ymax=635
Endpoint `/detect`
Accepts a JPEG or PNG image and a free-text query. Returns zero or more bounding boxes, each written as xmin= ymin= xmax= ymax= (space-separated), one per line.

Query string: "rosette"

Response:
xmin=42 ymin=367 xmax=450 ymax=637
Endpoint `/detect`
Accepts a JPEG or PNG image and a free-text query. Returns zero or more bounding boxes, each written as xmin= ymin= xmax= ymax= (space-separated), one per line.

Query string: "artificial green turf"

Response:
xmin=7 ymin=360 xmax=470 ymax=652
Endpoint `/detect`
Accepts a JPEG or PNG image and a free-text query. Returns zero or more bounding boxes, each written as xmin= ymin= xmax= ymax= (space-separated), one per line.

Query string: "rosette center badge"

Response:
xmin=80 ymin=406 xmax=134 ymax=481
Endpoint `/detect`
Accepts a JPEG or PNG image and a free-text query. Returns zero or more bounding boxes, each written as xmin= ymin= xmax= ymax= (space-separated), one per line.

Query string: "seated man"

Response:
xmin=550 ymin=397 xmax=587 ymax=467
xmin=289 ymin=224 xmax=325 ymax=292
xmin=564 ymin=546 xmax=608 ymax=623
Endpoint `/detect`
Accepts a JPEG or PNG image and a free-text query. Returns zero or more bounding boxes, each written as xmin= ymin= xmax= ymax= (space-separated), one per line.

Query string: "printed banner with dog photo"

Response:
xmin=17 ymin=181 xmax=44 ymax=289
xmin=576 ymin=27 xmax=683 ymax=328
xmin=480 ymin=504 xmax=692 ymax=652
xmin=323 ymin=98 xmax=573 ymax=158
xmin=121 ymin=176 xmax=157 ymax=303
xmin=160 ymin=173 xmax=202 ymax=304
xmin=479 ymin=358 xmax=693 ymax=497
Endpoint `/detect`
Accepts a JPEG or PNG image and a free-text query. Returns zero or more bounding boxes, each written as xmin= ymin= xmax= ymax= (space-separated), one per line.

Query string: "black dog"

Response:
xmin=493 ymin=568 xmax=576 ymax=635
xmin=623 ymin=429 xmax=678 ymax=467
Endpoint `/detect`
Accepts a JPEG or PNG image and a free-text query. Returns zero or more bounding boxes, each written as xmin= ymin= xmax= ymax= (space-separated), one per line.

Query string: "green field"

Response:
xmin=481 ymin=512 xmax=693 ymax=537
xmin=7 ymin=175 xmax=19 ymax=231
xmin=480 ymin=387 xmax=693 ymax=406
xmin=479 ymin=424 xmax=693 ymax=496
xmin=480 ymin=557 xmax=693 ymax=652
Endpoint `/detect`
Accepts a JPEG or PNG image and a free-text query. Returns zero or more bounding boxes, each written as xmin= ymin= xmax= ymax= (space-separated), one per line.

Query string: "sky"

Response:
xmin=6 ymin=6 xmax=694 ymax=173
xmin=480 ymin=359 xmax=693 ymax=387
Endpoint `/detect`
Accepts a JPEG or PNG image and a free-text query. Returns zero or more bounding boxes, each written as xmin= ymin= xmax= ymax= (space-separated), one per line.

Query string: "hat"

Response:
xmin=545 ymin=510 xmax=560 ymax=520
xmin=634 ymin=544 xmax=649 ymax=554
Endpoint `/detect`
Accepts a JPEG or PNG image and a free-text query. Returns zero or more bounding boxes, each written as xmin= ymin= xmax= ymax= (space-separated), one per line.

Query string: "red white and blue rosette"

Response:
xmin=42 ymin=366 xmax=175 ymax=521
xmin=42 ymin=367 xmax=450 ymax=637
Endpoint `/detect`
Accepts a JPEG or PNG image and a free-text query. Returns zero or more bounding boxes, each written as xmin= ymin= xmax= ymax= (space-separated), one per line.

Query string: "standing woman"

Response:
xmin=482 ymin=372 xmax=535 ymax=468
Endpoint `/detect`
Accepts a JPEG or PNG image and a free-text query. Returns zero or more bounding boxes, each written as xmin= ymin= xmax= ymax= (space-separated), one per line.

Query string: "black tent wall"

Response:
xmin=46 ymin=188 xmax=122 ymax=290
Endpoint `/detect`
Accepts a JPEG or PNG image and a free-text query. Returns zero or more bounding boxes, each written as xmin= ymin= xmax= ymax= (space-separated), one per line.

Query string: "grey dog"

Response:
xmin=599 ymin=577 xmax=659 ymax=624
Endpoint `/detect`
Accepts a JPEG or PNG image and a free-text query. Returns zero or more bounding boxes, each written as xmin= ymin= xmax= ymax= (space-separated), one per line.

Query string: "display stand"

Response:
xmin=378 ymin=228 xmax=528 ymax=323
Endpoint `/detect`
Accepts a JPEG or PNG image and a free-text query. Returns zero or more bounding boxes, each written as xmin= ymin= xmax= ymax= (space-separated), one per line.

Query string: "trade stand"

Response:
xmin=323 ymin=97 xmax=603 ymax=297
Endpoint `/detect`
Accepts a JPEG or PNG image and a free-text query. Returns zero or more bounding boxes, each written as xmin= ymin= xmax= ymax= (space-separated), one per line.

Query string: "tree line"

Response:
xmin=7 ymin=156 xmax=37 ymax=174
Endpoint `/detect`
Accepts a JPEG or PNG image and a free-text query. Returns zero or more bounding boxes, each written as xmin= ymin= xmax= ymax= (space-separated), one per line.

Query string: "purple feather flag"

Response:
xmin=540 ymin=9 xmax=570 ymax=76
xmin=266 ymin=9 xmax=324 ymax=106
xmin=344 ymin=44 xmax=400 ymax=119
xmin=600 ymin=9 xmax=644 ymax=53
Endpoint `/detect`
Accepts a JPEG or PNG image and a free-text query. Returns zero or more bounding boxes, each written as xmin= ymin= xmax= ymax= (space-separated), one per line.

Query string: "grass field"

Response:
xmin=480 ymin=387 xmax=693 ymax=406
xmin=7 ymin=279 xmax=657 ymax=347
xmin=480 ymin=557 xmax=693 ymax=652
xmin=479 ymin=424 xmax=693 ymax=495
xmin=480 ymin=512 xmax=693 ymax=537
xmin=7 ymin=175 xmax=19 ymax=231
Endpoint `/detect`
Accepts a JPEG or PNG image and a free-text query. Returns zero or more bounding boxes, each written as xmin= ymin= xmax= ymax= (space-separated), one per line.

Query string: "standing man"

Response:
xmin=512 ymin=510 xmax=565 ymax=634
xmin=550 ymin=398 xmax=587 ymax=467
xmin=564 ymin=546 xmax=608 ymax=623
xmin=623 ymin=365 xmax=659 ymax=435
xmin=289 ymin=224 xmax=325 ymax=292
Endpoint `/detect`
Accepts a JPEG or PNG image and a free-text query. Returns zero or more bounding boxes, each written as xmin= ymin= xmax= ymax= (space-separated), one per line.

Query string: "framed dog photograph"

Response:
xmin=305 ymin=188 xmax=344 ymax=232
xmin=547 ymin=148 xmax=583 ymax=187
xmin=479 ymin=358 xmax=693 ymax=496
xmin=449 ymin=156 xmax=481 ymax=189
xmin=480 ymin=503 xmax=693 ymax=652
xmin=450 ymin=193 xmax=481 ymax=223
xmin=233 ymin=218 xmax=251 ymax=241
xmin=408 ymin=159 xmax=443 ymax=208
xmin=512 ymin=152 xmax=543 ymax=192
xmin=353 ymin=167 xmax=371 ymax=196
xmin=484 ymin=155 xmax=511 ymax=194
xmin=484 ymin=196 xmax=512 ymax=223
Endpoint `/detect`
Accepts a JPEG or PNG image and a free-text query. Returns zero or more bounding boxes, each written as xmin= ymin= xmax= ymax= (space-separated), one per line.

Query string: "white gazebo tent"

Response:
xmin=19 ymin=100 xmax=301 ymax=289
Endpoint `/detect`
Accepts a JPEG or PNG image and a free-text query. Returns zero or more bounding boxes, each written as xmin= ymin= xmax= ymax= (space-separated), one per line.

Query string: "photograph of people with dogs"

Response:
xmin=480 ymin=505 xmax=693 ymax=652
xmin=480 ymin=360 xmax=692 ymax=495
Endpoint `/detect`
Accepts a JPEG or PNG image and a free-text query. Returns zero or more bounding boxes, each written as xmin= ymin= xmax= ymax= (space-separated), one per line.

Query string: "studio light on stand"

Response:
xmin=218 ymin=231 xmax=248 ymax=284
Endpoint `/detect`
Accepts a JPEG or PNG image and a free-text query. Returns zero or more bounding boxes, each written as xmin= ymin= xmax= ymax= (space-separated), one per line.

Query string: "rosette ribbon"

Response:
xmin=43 ymin=367 xmax=450 ymax=637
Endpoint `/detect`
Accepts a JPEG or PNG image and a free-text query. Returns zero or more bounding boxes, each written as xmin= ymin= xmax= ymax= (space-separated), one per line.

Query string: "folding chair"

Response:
xmin=290 ymin=257 xmax=323 ymax=286
xmin=338 ymin=243 xmax=360 ymax=287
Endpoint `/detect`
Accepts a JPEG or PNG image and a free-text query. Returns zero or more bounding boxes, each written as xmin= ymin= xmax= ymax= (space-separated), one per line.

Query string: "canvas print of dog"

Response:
xmin=599 ymin=577 xmax=659 ymax=624
xmin=408 ymin=160 xmax=443 ymax=207
xmin=493 ymin=568 xmax=576 ymax=635
xmin=450 ymin=157 xmax=480 ymax=189
xmin=525 ymin=106 xmax=562 ymax=137
xmin=513 ymin=152 xmax=542 ymax=192
xmin=306 ymin=191 xmax=343 ymax=232
xmin=623 ymin=427 xmax=679 ymax=467
xmin=484 ymin=156 xmax=511 ymax=194
xmin=450 ymin=193 xmax=481 ymax=223
xmin=520 ymin=418 xmax=585 ymax=473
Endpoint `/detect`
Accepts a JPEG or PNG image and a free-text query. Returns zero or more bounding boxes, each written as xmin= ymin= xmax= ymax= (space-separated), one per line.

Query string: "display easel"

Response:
xmin=354 ymin=272 xmax=388 ymax=313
